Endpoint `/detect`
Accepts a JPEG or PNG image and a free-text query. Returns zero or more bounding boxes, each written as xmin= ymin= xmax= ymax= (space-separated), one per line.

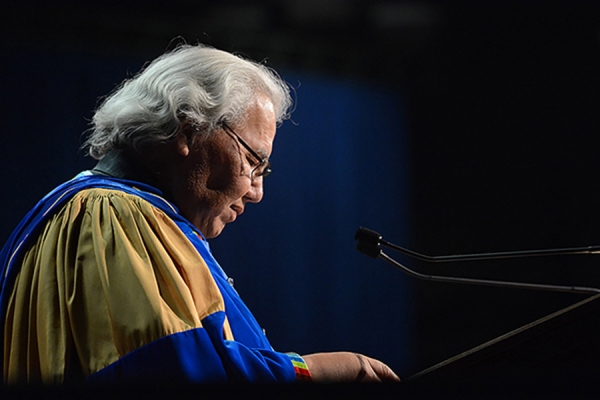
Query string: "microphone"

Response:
xmin=354 ymin=227 xmax=600 ymax=295
xmin=355 ymin=227 xmax=600 ymax=261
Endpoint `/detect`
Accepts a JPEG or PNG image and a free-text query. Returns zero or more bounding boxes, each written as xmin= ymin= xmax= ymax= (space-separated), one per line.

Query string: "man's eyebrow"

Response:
xmin=256 ymin=149 xmax=269 ymax=159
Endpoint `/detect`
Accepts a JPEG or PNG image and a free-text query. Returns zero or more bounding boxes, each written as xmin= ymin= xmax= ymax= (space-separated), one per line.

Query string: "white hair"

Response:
xmin=84 ymin=44 xmax=292 ymax=159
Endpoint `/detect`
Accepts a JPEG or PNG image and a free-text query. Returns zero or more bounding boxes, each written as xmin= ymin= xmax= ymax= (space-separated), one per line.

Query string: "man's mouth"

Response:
xmin=230 ymin=204 xmax=244 ymax=216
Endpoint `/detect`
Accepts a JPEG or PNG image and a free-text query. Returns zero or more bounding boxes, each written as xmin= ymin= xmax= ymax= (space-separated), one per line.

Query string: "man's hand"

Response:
xmin=302 ymin=352 xmax=400 ymax=383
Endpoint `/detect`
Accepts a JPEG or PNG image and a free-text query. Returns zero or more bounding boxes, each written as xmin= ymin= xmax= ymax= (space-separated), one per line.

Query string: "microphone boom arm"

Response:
xmin=355 ymin=226 xmax=600 ymax=262
xmin=354 ymin=226 xmax=600 ymax=295
xmin=379 ymin=251 xmax=600 ymax=295
xmin=384 ymin=241 xmax=600 ymax=262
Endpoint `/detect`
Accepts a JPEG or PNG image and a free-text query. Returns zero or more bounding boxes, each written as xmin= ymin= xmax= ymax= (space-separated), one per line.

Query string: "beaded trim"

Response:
xmin=287 ymin=353 xmax=312 ymax=382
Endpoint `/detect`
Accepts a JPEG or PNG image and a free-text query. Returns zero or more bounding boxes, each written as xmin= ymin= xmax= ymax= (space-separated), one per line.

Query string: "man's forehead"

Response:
xmin=238 ymin=101 xmax=276 ymax=157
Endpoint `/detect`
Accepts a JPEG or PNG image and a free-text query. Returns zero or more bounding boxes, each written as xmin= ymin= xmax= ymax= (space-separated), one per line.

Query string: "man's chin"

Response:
xmin=200 ymin=221 xmax=226 ymax=239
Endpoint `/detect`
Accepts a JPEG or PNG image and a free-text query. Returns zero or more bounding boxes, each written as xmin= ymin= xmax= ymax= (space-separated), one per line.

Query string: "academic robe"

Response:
xmin=0 ymin=173 xmax=310 ymax=384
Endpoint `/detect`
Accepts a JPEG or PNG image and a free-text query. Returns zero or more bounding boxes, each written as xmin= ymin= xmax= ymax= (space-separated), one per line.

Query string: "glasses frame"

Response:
xmin=221 ymin=122 xmax=272 ymax=179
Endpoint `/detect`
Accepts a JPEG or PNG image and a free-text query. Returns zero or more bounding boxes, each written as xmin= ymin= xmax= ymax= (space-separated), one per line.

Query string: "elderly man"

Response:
xmin=0 ymin=44 xmax=399 ymax=384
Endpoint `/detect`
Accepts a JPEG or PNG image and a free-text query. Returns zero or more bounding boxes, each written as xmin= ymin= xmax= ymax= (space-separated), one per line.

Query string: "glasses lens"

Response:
xmin=253 ymin=161 xmax=272 ymax=179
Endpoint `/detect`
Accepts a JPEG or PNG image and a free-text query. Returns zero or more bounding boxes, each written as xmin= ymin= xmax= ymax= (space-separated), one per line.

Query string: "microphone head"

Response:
xmin=354 ymin=227 xmax=382 ymax=246
xmin=356 ymin=241 xmax=382 ymax=259
xmin=355 ymin=227 xmax=383 ymax=259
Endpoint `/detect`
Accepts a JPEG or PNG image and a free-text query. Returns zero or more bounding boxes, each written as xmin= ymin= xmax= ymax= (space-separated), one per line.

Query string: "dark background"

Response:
xmin=2 ymin=0 xmax=600 ymax=382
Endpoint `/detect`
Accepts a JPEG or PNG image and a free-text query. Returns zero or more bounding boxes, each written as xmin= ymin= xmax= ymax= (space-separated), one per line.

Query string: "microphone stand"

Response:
xmin=355 ymin=227 xmax=600 ymax=295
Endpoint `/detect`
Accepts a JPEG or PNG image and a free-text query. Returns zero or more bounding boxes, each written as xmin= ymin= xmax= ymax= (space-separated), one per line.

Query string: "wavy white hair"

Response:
xmin=84 ymin=44 xmax=292 ymax=159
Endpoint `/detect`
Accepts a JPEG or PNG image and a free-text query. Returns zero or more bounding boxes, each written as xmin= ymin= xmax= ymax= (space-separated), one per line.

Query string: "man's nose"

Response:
xmin=244 ymin=177 xmax=264 ymax=203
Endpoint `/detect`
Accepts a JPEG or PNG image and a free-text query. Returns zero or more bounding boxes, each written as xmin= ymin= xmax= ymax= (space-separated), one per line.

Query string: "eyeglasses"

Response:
xmin=221 ymin=122 xmax=272 ymax=180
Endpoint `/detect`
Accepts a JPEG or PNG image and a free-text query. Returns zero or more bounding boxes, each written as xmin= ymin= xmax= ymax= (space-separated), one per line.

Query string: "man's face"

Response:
xmin=172 ymin=94 xmax=277 ymax=238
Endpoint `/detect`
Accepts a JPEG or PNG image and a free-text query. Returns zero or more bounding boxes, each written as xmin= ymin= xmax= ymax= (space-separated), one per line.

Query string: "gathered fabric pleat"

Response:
xmin=4 ymin=188 xmax=231 ymax=384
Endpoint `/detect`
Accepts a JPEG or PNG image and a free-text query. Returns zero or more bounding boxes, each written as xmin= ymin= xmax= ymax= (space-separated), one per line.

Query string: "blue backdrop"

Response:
xmin=0 ymin=47 xmax=413 ymax=374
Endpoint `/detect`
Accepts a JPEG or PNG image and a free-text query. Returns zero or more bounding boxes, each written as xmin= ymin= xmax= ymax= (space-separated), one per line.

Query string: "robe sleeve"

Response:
xmin=3 ymin=188 xmax=309 ymax=384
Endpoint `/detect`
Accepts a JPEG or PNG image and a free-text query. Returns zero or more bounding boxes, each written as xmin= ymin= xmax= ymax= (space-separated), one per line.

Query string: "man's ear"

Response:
xmin=175 ymin=122 xmax=197 ymax=157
